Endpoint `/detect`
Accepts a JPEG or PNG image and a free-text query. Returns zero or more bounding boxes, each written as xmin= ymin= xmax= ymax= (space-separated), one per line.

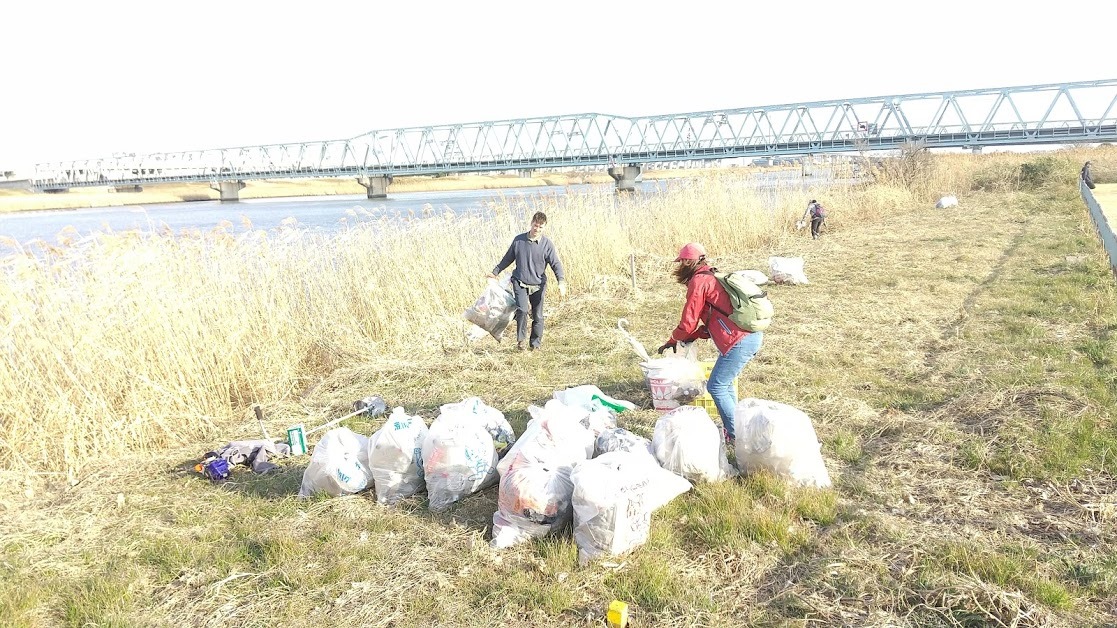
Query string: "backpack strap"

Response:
xmin=695 ymin=269 xmax=732 ymax=318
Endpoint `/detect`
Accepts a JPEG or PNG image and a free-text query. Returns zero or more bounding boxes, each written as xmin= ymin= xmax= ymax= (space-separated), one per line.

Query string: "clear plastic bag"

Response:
xmin=594 ymin=427 xmax=655 ymax=459
xmin=571 ymin=451 xmax=691 ymax=565
xmin=640 ymin=356 xmax=707 ymax=411
xmin=652 ymin=406 xmax=737 ymax=483
xmin=734 ymin=398 xmax=831 ymax=488
xmin=768 ymin=256 xmax=810 ymax=285
xmin=463 ymin=278 xmax=517 ymax=341
xmin=367 ymin=407 xmax=428 ymax=505
xmin=298 ymin=427 xmax=372 ymax=498
xmin=491 ymin=458 xmax=575 ymax=549
xmin=438 ymin=397 xmax=516 ymax=456
xmin=421 ymin=415 xmax=499 ymax=512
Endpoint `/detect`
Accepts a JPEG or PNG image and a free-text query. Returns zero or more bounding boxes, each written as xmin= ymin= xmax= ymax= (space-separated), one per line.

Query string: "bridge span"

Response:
xmin=31 ymin=79 xmax=1117 ymax=199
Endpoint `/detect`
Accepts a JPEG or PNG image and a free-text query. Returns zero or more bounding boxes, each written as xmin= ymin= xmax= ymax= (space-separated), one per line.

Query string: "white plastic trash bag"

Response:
xmin=422 ymin=414 xmax=500 ymax=512
xmin=935 ymin=195 xmax=959 ymax=209
xmin=497 ymin=403 xmax=594 ymax=477
xmin=299 ymin=427 xmax=372 ymax=498
xmin=491 ymin=458 xmax=576 ymax=549
xmin=737 ymin=269 xmax=769 ymax=285
xmin=463 ymin=277 xmax=517 ymax=341
xmin=571 ymin=451 xmax=692 ymax=565
xmin=367 ymin=407 xmax=428 ymax=505
xmin=652 ymin=407 xmax=737 ymax=483
xmin=438 ymin=397 xmax=516 ymax=456
xmin=734 ymin=398 xmax=832 ymax=488
xmin=768 ymin=256 xmax=810 ymax=285
xmin=594 ymin=427 xmax=655 ymax=459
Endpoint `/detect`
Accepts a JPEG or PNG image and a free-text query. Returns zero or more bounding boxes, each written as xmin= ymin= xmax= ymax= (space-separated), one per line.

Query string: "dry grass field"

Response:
xmin=1 ymin=147 xmax=1115 ymax=626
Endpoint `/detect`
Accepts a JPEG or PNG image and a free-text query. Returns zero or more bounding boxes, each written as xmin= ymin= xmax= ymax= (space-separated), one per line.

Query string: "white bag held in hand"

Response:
xmin=491 ymin=458 xmax=576 ymax=549
xmin=299 ymin=427 xmax=372 ymax=498
xmin=422 ymin=414 xmax=499 ymax=512
xmin=734 ymin=398 xmax=832 ymax=488
xmin=463 ymin=277 xmax=517 ymax=341
xmin=571 ymin=451 xmax=691 ymax=565
xmin=653 ymin=407 xmax=737 ymax=483
xmin=768 ymin=256 xmax=809 ymax=285
xmin=438 ymin=397 xmax=517 ymax=455
xmin=367 ymin=407 xmax=429 ymax=505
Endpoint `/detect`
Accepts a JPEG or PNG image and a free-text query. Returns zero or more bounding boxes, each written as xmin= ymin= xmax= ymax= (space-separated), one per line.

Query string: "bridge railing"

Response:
xmin=31 ymin=79 xmax=1117 ymax=189
xmin=1081 ymin=179 xmax=1117 ymax=280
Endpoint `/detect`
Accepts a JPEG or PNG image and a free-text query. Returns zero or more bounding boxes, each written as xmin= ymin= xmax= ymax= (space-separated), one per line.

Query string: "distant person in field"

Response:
xmin=800 ymin=199 xmax=827 ymax=239
xmin=489 ymin=211 xmax=566 ymax=351
xmin=1082 ymin=161 xmax=1096 ymax=190
xmin=657 ymin=242 xmax=763 ymax=445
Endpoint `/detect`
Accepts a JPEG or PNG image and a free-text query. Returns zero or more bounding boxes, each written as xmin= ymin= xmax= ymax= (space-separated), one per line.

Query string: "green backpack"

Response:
xmin=701 ymin=270 xmax=773 ymax=332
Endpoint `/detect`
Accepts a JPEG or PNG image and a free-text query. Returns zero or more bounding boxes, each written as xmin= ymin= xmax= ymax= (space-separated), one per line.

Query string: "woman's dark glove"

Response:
xmin=656 ymin=340 xmax=677 ymax=355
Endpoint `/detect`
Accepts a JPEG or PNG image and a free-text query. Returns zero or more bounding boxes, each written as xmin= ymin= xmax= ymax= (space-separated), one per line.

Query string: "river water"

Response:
xmin=0 ymin=170 xmax=831 ymax=245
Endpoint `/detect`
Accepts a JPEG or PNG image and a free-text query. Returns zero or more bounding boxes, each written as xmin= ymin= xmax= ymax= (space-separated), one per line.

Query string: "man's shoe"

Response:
xmin=516 ymin=341 xmax=526 ymax=351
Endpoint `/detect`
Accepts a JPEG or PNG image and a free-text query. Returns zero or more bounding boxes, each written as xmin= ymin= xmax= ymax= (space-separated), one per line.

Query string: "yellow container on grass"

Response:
xmin=689 ymin=360 xmax=737 ymax=420
xmin=607 ymin=600 xmax=629 ymax=627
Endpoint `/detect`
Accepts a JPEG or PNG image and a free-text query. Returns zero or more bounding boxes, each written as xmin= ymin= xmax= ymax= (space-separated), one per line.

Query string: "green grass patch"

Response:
xmin=927 ymin=542 xmax=1074 ymax=610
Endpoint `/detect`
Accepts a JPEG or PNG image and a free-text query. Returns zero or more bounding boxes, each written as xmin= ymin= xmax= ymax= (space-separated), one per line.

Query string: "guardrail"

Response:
xmin=1080 ymin=178 xmax=1117 ymax=279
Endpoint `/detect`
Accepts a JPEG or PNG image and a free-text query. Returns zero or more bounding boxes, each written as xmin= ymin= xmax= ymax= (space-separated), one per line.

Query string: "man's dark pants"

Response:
xmin=811 ymin=217 xmax=824 ymax=239
xmin=512 ymin=282 xmax=546 ymax=348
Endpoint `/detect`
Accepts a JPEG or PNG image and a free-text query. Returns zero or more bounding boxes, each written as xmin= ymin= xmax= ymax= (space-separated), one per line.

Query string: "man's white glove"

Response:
xmin=558 ymin=282 xmax=567 ymax=299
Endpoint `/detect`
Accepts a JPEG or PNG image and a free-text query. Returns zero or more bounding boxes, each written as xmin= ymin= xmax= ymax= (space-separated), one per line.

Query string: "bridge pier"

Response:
xmin=608 ymin=165 xmax=642 ymax=192
xmin=211 ymin=180 xmax=245 ymax=201
xmin=971 ymin=146 xmax=983 ymax=155
xmin=357 ymin=175 xmax=392 ymax=199
xmin=517 ymin=169 xmax=534 ymax=178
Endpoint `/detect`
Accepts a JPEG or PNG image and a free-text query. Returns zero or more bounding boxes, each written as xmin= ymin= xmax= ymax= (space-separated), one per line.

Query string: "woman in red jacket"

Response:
xmin=657 ymin=243 xmax=763 ymax=444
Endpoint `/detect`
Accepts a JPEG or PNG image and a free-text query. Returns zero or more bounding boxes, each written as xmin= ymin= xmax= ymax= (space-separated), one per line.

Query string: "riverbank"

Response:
xmin=0 ymin=166 xmax=798 ymax=213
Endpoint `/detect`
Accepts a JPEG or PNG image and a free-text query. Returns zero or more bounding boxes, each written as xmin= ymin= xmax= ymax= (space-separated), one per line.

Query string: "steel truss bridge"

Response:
xmin=32 ymin=79 xmax=1117 ymax=195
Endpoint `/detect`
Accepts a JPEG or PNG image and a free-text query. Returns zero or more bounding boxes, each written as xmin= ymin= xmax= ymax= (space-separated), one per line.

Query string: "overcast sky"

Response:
xmin=1 ymin=0 xmax=1111 ymax=172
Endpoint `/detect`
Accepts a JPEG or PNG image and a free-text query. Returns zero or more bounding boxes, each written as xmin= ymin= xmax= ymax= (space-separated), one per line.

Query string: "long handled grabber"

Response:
xmin=286 ymin=396 xmax=387 ymax=456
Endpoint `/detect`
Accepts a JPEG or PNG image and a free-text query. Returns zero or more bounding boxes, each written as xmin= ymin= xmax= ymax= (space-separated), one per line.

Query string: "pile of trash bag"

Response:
xmin=367 ymin=407 xmax=428 ymax=505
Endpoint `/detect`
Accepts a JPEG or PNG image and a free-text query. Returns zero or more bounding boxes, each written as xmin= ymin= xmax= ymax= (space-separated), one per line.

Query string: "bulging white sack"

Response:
xmin=734 ymin=398 xmax=831 ymax=488
xmin=653 ymin=406 xmax=737 ymax=483
xmin=299 ymin=427 xmax=372 ymax=498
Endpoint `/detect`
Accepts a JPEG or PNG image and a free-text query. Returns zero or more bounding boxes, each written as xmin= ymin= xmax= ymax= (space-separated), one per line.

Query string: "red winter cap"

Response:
xmin=674 ymin=242 xmax=707 ymax=261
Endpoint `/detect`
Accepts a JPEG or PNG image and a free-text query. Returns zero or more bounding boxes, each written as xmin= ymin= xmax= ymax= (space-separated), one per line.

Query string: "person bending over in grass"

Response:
xmin=657 ymin=242 xmax=763 ymax=445
xmin=800 ymin=199 xmax=827 ymax=239
xmin=489 ymin=211 xmax=566 ymax=352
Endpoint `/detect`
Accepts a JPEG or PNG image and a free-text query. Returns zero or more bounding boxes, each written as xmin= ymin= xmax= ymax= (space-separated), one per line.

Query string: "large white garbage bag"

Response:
xmin=491 ymin=458 xmax=576 ymax=549
xmin=652 ymin=406 xmax=737 ymax=483
xmin=422 ymin=414 xmax=499 ymax=512
xmin=438 ymin=397 xmax=516 ymax=456
xmin=496 ymin=403 xmax=594 ymax=477
xmin=463 ymin=277 xmax=517 ymax=341
xmin=299 ymin=427 xmax=372 ymax=498
xmin=571 ymin=451 xmax=691 ymax=565
xmin=367 ymin=407 xmax=428 ymax=505
xmin=768 ymin=256 xmax=809 ymax=285
xmin=734 ymin=398 xmax=831 ymax=488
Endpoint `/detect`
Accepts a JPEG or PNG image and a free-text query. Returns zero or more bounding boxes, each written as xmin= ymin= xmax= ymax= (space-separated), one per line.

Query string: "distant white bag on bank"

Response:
xmin=768 ymin=256 xmax=809 ymax=285
xmin=299 ymin=427 xmax=372 ymax=498
xmin=736 ymin=269 xmax=769 ymax=285
xmin=653 ymin=407 xmax=737 ymax=483
xmin=367 ymin=407 xmax=428 ymax=505
xmin=571 ymin=451 xmax=692 ymax=565
xmin=734 ymin=398 xmax=831 ymax=488
xmin=935 ymin=195 xmax=959 ymax=209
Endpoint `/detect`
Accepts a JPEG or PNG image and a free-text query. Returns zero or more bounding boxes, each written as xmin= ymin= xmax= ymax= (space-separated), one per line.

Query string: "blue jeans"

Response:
xmin=707 ymin=332 xmax=763 ymax=440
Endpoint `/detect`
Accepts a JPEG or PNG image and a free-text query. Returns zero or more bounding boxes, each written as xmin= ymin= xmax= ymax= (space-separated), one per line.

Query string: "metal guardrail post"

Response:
xmin=1080 ymin=179 xmax=1117 ymax=280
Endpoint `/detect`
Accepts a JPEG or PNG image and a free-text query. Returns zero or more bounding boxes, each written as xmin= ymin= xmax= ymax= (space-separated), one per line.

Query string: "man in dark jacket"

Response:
xmin=489 ymin=211 xmax=566 ymax=351
xmin=1082 ymin=161 xmax=1096 ymax=190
